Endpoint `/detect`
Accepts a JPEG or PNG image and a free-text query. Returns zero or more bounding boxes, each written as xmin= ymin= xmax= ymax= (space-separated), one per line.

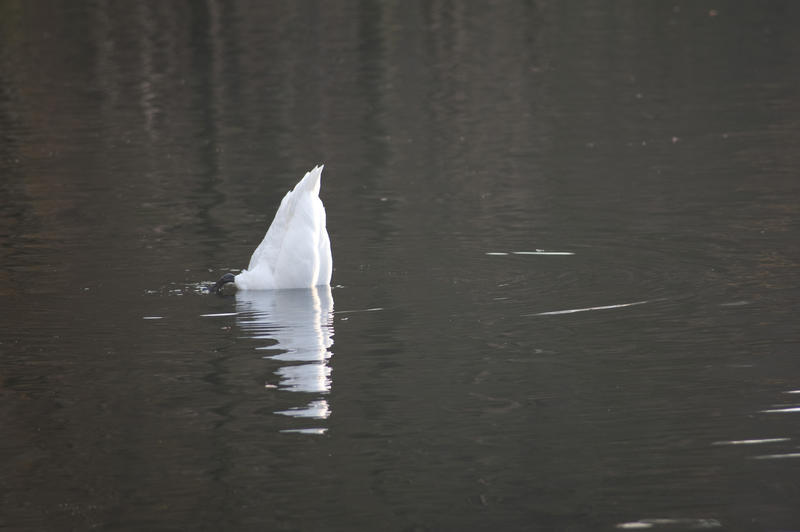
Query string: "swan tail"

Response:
xmin=295 ymin=164 xmax=324 ymax=196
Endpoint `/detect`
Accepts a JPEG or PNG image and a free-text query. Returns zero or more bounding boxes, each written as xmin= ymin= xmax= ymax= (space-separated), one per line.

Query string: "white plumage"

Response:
xmin=233 ymin=165 xmax=332 ymax=290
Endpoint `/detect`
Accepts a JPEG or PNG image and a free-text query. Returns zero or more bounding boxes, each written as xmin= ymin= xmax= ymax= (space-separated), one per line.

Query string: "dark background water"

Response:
xmin=2 ymin=1 xmax=799 ymax=530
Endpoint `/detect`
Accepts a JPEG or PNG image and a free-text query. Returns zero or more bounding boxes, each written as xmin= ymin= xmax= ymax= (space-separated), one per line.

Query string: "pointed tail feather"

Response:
xmin=294 ymin=164 xmax=324 ymax=195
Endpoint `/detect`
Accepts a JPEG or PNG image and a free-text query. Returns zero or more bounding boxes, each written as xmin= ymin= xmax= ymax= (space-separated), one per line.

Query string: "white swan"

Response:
xmin=212 ymin=165 xmax=332 ymax=293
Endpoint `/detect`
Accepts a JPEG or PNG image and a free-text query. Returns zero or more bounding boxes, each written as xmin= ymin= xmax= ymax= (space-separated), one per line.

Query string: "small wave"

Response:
xmin=712 ymin=438 xmax=790 ymax=446
xmin=752 ymin=452 xmax=800 ymax=460
xmin=616 ymin=518 xmax=722 ymax=529
xmin=334 ymin=307 xmax=383 ymax=314
xmin=761 ymin=406 xmax=800 ymax=413
xmin=512 ymin=250 xmax=575 ymax=256
xmin=276 ymin=399 xmax=330 ymax=419
xmin=485 ymin=249 xmax=575 ymax=256
xmin=280 ymin=428 xmax=327 ymax=435
xmin=527 ymin=300 xmax=650 ymax=316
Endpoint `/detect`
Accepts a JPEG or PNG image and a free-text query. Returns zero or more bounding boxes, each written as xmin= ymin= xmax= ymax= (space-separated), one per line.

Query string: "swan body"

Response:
xmin=226 ymin=165 xmax=332 ymax=291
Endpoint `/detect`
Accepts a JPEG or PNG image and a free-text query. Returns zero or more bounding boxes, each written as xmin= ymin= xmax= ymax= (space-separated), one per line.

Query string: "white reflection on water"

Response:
xmin=276 ymin=399 xmax=330 ymax=418
xmin=616 ymin=518 xmax=722 ymax=529
xmin=527 ymin=300 xmax=650 ymax=316
xmin=761 ymin=406 xmax=800 ymax=413
xmin=712 ymin=438 xmax=790 ymax=446
xmin=752 ymin=452 xmax=800 ymax=460
xmin=235 ymin=286 xmax=334 ymax=421
xmin=485 ymin=250 xmax=575 ymax=256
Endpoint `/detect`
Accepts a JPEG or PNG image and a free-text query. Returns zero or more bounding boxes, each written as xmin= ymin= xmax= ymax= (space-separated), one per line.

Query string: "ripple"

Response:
xmin=526 ymin=300 xmax=650 ymax=316
xmin=719 ymin=300 xmax=750 ymax=307
xmin=761 ymin=406 xmax=800 ymax=413
xmin=616 ymin=518 xmax=722 ymax=530
xmin=712 ymin=438 xmax=790 ymax=446
xmin=512 ymin=250 xmax=575 ymax=256
xmin=485 ymin=249 xmax=575 ymax=256
xmin=276 ymin=399 xmax=330 ymax=419
xmin=280 ymin=428 xmax=327 ymax=435
xmin=334 ymin=307 xmax=384 ymax=314
xmin=751 ymin=452 xmax=800 ymax=460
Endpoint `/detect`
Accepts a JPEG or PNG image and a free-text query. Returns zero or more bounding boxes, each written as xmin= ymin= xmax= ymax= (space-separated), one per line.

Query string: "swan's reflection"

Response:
xmin=235 ymin=286 xmax=334 ymax=422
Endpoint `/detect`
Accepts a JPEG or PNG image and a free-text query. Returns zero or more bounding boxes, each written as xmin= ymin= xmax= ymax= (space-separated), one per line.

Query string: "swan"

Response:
xmin=212 ymin=165 xmax=332 ymax=293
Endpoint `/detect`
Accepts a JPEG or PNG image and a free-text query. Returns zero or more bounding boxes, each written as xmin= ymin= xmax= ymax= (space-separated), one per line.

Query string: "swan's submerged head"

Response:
xmin=211 ymin=272 xmax=237 ymax=295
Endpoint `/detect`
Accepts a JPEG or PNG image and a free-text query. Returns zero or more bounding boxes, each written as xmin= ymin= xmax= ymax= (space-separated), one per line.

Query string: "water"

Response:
xmin=2 ymin=2 xmax=799 ymax=530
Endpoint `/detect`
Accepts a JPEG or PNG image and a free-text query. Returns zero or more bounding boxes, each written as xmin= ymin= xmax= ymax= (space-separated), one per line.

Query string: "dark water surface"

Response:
xmin=2 ymin=2 xmax=800 ymax=530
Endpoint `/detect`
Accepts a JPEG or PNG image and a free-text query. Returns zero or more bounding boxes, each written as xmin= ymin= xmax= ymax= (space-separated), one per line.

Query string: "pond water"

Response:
xmin=2 ymin=2 xmax=799 ymax=530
